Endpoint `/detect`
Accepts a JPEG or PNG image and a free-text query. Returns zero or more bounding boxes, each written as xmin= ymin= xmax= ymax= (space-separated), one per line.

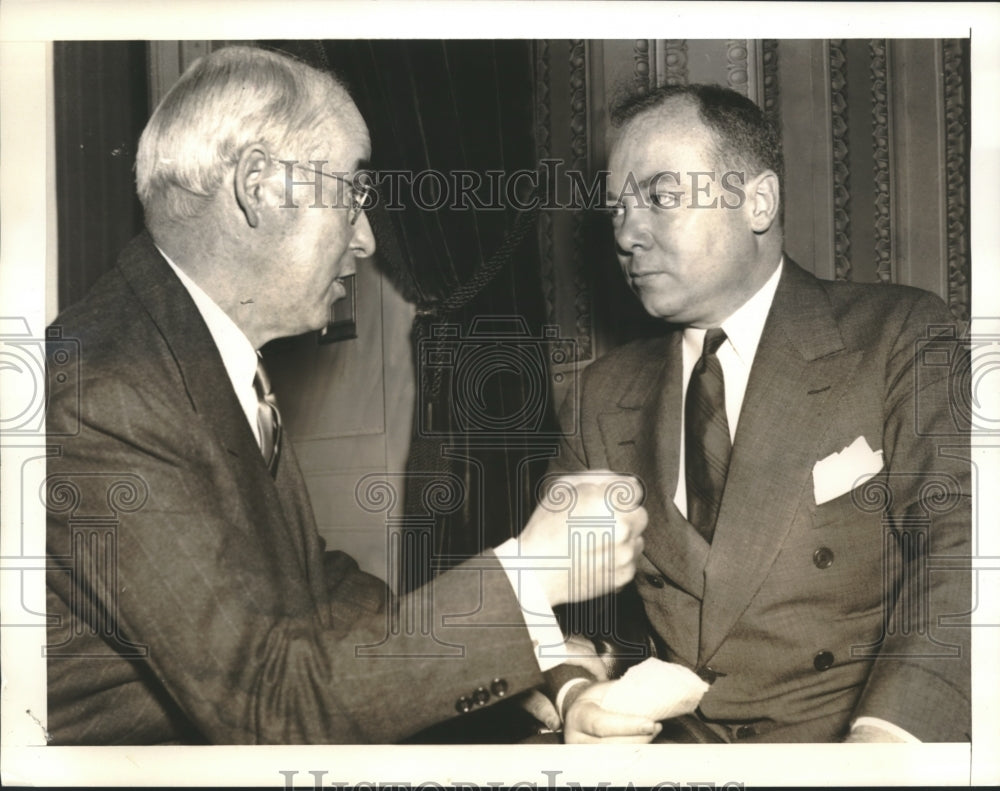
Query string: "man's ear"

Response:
xmin=747 ymin=170 xmax=780 ymax=234
xmin=234 ymin=144 xmax=271 ymax=229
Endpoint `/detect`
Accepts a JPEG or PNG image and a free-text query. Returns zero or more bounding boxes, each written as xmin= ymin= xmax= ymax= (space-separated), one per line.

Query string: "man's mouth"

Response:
xmin=621 ymin=256 xmax=664 ymax=281
xmin=629 ymin=269 xmax=664 ymax=280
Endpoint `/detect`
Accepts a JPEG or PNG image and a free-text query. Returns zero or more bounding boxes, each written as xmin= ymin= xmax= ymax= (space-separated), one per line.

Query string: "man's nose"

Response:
xmin=614 ymin=205 xmax=651 ymax=253
xmin=351 ymin=211 xmax=376 ymax=259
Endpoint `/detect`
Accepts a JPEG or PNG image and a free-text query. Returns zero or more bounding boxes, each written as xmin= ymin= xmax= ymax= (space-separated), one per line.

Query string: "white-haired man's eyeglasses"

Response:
xmin=278 ymin=162 xmax=376 ymax=225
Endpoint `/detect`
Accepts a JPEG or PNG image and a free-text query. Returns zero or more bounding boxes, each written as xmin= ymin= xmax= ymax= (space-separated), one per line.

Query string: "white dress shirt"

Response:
xmin=159 ymin=248 xmax=262 ymax=446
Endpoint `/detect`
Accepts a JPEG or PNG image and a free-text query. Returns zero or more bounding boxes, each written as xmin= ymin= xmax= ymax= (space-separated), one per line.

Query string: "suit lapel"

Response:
xmin=116 ymin=233 xmax=264 ymax=466
xmin=115 ymin=235 xmax=307 ymax=558
xmin=698 ymin=260 xmax=862 ymax=665
xmin=599 ymin=333 xmax=708 ymax=599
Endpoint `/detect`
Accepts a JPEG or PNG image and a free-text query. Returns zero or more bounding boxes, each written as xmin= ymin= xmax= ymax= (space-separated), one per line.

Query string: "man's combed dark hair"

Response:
xmin=611 ymin=83 xmax=784 ymax=212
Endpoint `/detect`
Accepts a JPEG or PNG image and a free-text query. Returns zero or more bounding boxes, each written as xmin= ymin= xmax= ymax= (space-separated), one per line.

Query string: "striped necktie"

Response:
xmin=685 ymin=328 xmax=731 ymax=543
xmin=253 ymin=355 xmax=282 ymax=477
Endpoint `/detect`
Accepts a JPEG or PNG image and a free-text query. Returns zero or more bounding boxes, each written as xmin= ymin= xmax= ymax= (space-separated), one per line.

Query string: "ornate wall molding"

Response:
xmin=569 ymin=39 xmax=592 ymax=360
xmin=534 ymin=41 xmax=557 ymax=332
xmin=633 ymin=39 xmax=651 ymax=94
xmin=663 ymin=40 xmax=688 ymax=86
xmin=870 ymin=39 xmax=892 ymax=284
xmin=726 ymin=40 xmax=749 ymax=96
xmin=761 ymin=39 xmax=780 ymax=137
xmin=829 ymin=40 xmax=852 ymax=282
xmin=942 ymin=39 xmax=970 ymax=322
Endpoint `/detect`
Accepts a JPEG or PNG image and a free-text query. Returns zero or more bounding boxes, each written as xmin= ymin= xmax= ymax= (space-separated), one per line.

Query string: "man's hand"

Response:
xmin=518 ymin=635 xmax=610 ymax=731
xmin=843 ymin=723 xmax=910 ymax=743
xmin=563 ymin=680 xmax=662 ymax=744
xmin=519 ymin=471 xmax=648 ymax=607
xmin=518 ymin=690 xmax=561 ymax=732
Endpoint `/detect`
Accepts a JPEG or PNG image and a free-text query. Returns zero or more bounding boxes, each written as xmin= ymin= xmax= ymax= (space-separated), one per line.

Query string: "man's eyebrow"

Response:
xmin=603 ymin=176 xmax=651 ymax=199
xmin=606 ymin=173 xmax=686 ymax=198
xmin=648 ymin=172 xmax=685 ymax=187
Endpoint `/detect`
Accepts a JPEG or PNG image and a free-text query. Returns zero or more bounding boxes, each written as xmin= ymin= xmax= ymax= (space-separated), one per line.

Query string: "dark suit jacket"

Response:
xmin=558 ymin=259 xmax=970 ymax=742
xmin=45 ymin=233 xmax=546 ymax=744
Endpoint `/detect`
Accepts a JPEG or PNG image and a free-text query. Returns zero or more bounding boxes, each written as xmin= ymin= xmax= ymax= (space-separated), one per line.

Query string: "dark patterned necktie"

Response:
xmin=685 ymin=328 xmax=731 ymax=543
xmin=253 ymin=355 xmax=282 ymax=477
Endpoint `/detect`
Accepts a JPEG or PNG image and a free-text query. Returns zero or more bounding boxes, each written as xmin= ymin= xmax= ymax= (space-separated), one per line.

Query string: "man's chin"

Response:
xmin=635 ymin=293 xmax=683 ymax=323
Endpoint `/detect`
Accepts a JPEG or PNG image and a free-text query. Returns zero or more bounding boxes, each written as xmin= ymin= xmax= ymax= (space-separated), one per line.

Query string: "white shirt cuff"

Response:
xmin=851 ymin=716 xmax=921 ymax=743
xmin=494 ymin=537 xmax=568 ymax=672
xmin=555 ymin=677 xmax=592 ymax=721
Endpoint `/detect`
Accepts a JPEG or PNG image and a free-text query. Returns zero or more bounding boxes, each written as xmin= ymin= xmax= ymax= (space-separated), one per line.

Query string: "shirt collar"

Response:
xmin=720 ymin=257 xmax=784 ymax=366
xmin=682 ymin=257 xmax=783 ymax=364
xmin=156 ymin=246 xmax=259 ymax=394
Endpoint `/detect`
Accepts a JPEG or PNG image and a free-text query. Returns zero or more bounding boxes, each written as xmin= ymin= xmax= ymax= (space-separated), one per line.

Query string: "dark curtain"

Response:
xmin=270 ymin=40 xmax=559 ymax=598
xmin=54 ymin=41 xmax=149 ymax=312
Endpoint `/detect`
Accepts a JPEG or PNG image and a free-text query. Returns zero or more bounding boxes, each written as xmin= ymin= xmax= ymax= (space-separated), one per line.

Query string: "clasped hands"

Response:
xmin=517 ymin=471 xmax=659 ymax=743
xmin=519 ymin=636 xmax=664 ymax=744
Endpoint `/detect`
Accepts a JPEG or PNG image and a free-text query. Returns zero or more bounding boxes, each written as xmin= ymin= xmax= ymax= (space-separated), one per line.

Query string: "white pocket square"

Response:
xmin=812 ymin=436 xmax=884 ymax=506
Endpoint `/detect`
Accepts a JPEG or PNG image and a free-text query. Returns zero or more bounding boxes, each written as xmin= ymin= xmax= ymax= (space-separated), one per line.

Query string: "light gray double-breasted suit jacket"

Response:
xmin=558 ymin=259 xmax=970 ymax=742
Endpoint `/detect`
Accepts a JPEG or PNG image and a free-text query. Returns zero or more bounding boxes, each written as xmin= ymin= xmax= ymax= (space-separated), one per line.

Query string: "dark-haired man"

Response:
xmin=558 ymin=84 xmax=970 ymax=743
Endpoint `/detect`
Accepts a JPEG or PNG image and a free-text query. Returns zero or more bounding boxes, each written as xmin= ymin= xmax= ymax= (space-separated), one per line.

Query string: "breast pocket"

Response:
xmin=811 ymin=471 xmax=888 ymax=529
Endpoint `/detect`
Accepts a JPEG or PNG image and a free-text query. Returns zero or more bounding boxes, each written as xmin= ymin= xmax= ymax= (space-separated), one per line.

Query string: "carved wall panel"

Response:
xmin=942 ymin=39 xmax=970 ymax=322
xmin=829 ymin=40 xmax=853 ymax=282
xmin=726 ymin=40 xmax=750 ymax=96
xmin=661 ymin=40 xmax=689 ymax=86
xmin=870 ymin=39 xmax=892 ymax=284
xmin=761 ymin=39 xmax=781 ymax=135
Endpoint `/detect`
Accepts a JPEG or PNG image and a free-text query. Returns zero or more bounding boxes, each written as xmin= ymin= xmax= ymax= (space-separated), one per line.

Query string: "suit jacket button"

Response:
xmin=698 ymin=666 xmax=724 ymax=684
xmin=735 ymin=724 xmax=756 ymax=739
xmin=455 ymin=695 xmax=473 ymax=714
xmin=473 ymin=687 xmax=490 ymax=706
xmin=490 ymin=678 xmax=508 ymax=698
xmin=813 ymin=650 xmax=835 ymax=671
xmin=645 ymin=573 xmax=665 ymax=588
xmin=813 ymin=547 xmax=835 ymax=569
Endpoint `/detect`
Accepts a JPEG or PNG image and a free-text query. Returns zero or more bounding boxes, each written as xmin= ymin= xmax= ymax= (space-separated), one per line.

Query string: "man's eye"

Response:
xmin=601 ymin=204 xmax=625 ymax=219
xmin=650 ymin=191 xmax=682 ymax=209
